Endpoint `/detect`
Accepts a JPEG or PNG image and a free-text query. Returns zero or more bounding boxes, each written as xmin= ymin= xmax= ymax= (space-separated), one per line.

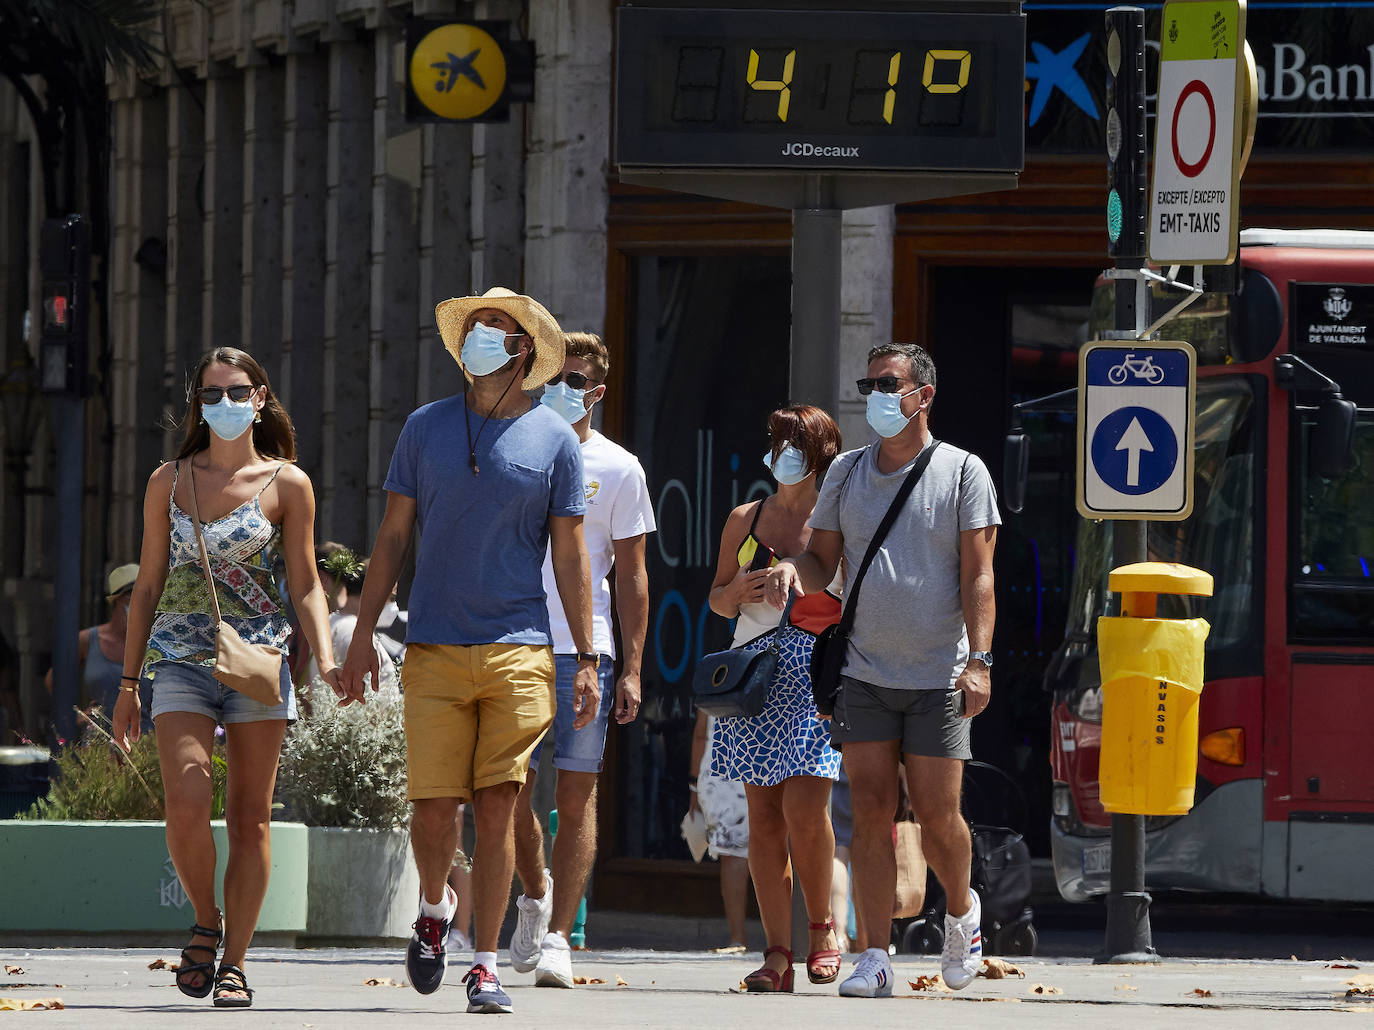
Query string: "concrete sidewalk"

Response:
xmin=2 ymin=947 xmax=1370 ymax=1027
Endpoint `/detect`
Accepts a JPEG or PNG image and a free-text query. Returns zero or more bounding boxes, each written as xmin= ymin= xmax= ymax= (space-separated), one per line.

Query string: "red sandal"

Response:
xmin=743 ymin=945 xmax=794 ymax=993
xmin=806 ymin=920 xmax=842 ymax=984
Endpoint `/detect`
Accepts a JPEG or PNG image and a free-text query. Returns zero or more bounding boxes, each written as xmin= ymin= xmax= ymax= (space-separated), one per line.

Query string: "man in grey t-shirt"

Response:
xmin=767 ymin=342 xmax=999 ymax=999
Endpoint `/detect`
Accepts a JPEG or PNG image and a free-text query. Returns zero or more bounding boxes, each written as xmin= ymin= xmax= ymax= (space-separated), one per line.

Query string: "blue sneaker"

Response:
xmin=463 ymin=964 xmax=513 ymax=1014
xmin=406 ymin=911 xmax=450 ymax=995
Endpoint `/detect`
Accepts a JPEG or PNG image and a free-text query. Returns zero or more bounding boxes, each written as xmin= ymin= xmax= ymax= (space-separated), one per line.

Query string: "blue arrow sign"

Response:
xmin=1077 ymin=340 xmax=1196 ymax=520
xmin=1090 ymin=406 xmax=1179 ymax=494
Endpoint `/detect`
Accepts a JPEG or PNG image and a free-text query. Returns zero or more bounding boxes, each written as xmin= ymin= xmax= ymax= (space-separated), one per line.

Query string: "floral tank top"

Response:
xmin=142 ymin=461 xmax=292 ymax=676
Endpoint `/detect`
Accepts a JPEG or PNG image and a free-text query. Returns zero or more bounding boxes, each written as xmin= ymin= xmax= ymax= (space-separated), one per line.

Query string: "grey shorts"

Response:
xmin=830 ymin=676 xmax=971 ymax=760
xmin=148 ymin=660 xmax=297 ymax=725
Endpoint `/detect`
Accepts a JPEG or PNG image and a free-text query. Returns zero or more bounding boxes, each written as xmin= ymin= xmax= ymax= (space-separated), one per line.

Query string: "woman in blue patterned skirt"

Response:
xmin=707 ymin=404 xmax=844 ymax=992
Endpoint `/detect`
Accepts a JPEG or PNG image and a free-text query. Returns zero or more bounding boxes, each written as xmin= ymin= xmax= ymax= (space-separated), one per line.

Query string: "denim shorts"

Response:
xmin=148 ymin=660 xmax=297 ymax=725
xmin=529 ymin=654 xmax=615 ymax=774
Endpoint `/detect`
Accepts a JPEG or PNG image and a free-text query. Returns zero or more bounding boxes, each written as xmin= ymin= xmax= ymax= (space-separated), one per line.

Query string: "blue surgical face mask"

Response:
xmin=461 ymin=322 xmax=521 ymax=377
xmin=763 ymin=444 xmax=810 ymax=485
xmin=202 ymin=397 xmax=257 ymax=441
xmin=865 ymin=387 xmax=920 ymax=438
xmin=541 ymin=381 xmax=589 ymax=424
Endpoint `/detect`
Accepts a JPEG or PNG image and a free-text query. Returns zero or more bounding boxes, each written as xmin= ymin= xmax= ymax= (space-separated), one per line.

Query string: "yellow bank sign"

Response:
xmin=405 ymin=20 xmax=535 ymax=123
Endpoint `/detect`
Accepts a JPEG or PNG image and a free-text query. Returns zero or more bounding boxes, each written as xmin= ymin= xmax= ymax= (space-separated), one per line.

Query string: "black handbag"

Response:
xmin=693 ymin=591 xmax=796 ymax=719
xmin=811 ymin=441 xmax=941 ymax=715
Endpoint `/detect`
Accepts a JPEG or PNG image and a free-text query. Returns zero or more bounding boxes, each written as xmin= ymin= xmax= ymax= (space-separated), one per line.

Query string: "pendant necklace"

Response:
xmin=464 ymin=372 xmax=522 ymax=475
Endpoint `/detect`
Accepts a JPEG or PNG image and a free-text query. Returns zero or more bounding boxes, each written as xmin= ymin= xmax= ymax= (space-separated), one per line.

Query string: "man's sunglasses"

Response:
xmin=855 ymin=375 xmax=920 ymax=396
xmin=196 ymin=385 xmax=257 ymax=404
xmin=548 ymin=370 xmax=599 ymax=390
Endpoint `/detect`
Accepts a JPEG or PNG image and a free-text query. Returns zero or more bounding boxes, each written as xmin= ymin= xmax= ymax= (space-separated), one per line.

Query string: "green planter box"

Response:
xmin=0 ymin=820 xmax=308 ymax=933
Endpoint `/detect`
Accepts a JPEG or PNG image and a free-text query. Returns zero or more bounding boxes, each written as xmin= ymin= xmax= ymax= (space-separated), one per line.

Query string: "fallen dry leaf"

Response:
xmin=979 ymin=958 xmax=1024 ymax=980
xmin=615 ymin=975 xmax=628 ymax=987
xmin=363 ymin=977 xmax=405 ymax=987
xmin=574 ymin=976 xmax=589 ymax=985
xmin=147 ymin=958 xmax=178 ymax=971
xmin=1115 ymin=984 xmax=1139 ymax=991
xmin=586 ymin=978 xmax=607 ymax=985
xmin=1291 ymin=954 xmax=1300 ymax=961
xmin=1330 ymin=963 xmax=1361 ymax=970
xmin=3 ymin=966 xmax=23 ymax=976
xmin=1190 ymin=988 xmax=1213 ymax=998
xmin=1347 ymin=986 xmax=1374 ymax=1001
xmin=909 ymin=974 xmax=950 ymax=992
xmin=1029 ymin=983 xmax=1063 ymax=995
xmin=0 ymin=998 xmax=64 ymax=1011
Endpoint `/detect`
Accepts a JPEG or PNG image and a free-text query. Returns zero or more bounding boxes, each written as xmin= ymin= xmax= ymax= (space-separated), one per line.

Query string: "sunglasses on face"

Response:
xmin=197 ymin=384 xmax=257 ymax=404
xmin=855 ymin=375 xmax=918 ymax=396
xmin=548 ymin=370 xmax=598 ymax=390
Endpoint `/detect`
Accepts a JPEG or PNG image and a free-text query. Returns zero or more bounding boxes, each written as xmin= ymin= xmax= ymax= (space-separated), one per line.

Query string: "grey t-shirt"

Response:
xmin=810 ymin=438 xmax=1001 ymax=692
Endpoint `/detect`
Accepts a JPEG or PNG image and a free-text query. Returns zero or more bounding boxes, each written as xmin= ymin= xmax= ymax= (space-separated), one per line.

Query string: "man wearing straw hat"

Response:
xmin=339 ymin=287 xmax=597 ymax=1015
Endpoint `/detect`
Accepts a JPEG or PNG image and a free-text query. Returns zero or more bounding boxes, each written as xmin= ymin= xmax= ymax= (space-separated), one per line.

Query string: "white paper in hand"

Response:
xmin=680 ymin=809 xmax=708 ymax=863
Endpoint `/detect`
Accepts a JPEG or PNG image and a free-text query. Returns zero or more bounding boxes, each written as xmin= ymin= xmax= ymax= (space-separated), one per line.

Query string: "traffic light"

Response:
xmin=39 ymin=214 xmax=91 ymax=395
xmin=1105 ymin=7 xmax=1147 ymax=260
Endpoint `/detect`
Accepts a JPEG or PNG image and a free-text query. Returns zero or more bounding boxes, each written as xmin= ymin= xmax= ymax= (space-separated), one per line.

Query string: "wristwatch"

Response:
xmin=968 ymin=651 xmax=994 ymax=668
xmin=577 ymin=652 xmax=600 ymax=669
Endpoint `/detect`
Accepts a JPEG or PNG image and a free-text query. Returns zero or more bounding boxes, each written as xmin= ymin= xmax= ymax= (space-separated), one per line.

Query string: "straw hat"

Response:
xmin=106 ymin=563 xmax=139 ymax=599
xmin=435 ymin=287 xmax=566 ymax=391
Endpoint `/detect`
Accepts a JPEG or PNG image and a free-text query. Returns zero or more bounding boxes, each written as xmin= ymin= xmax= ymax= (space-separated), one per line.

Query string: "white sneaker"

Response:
xmin=838 ymin=947 xmax=893 ymax=998
xmin=534 ymin=931 xmax=574 ymax=988
xmin=509 ymin=870 xmax=553 ymax=973
xmin=941 ymin=889 xmax=983 ymax=990
xmin=446 ymin=926 xmax=472 ymax=954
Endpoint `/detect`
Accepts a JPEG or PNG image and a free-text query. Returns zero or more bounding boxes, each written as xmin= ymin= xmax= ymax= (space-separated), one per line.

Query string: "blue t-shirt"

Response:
xmin=384 ymin=396 xmax=585 ymax=646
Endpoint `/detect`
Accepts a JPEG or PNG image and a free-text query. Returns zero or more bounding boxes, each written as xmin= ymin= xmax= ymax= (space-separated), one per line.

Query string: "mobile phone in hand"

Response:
xmin=948 ymin=689 xmax=967 ymax=717
xmin=747 ymin=543 xmax=775 ymax=572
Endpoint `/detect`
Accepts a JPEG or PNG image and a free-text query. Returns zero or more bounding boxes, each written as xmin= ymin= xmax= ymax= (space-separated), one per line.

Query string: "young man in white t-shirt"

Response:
xmin=508 ymin=332 xmax=656 ymax=987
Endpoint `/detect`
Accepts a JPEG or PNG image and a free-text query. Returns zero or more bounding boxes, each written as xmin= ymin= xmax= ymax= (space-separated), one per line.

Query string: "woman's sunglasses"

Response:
xmin=855 ymin=375 xmax=918 ymax=396
xmin=197 ymin=384 xmax=257 ymax=404
xmin=548 ymin=370 xmax=598 ymax=390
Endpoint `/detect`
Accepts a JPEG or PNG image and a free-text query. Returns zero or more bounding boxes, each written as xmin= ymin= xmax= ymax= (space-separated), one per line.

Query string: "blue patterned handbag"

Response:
xmin=692 ymin=591 xmax=796 ymax=719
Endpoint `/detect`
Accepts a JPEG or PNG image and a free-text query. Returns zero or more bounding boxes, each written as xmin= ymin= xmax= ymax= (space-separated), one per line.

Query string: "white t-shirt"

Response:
xmin=541 ymin=430 xmax=656 ymax=656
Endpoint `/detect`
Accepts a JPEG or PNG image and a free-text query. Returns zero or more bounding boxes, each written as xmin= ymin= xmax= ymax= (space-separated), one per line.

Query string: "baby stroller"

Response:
xmin=895 ymin=760 xmax=1037 ymax=957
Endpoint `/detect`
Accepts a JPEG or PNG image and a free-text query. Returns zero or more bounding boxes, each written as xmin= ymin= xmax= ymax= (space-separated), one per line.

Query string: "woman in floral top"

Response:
xmin=112 ymin=347 xmax=339 ymax=1009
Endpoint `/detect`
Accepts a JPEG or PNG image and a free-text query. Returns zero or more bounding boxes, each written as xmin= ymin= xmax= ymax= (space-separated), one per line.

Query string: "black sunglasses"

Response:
xmin=855 ymin=375 xmax=920 ymax=396
xmin=197 ymin=384 xmax=257 ymax=404
xmin=548 ymin=370 xmax=599 ymax=390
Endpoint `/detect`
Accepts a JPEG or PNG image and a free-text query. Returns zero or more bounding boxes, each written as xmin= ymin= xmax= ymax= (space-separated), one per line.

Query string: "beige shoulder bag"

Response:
xmin=184 ymin=461 xmax=284 ymax=706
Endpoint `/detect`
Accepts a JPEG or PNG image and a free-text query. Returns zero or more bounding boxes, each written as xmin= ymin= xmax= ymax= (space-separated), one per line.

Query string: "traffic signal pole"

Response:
xmin=1097 ymin=7 xmax=1160 ymax=966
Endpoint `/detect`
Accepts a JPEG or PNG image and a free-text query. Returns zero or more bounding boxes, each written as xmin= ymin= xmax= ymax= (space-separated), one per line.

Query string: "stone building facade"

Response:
xmin=0 ymin=0 xmax=891 ymax=740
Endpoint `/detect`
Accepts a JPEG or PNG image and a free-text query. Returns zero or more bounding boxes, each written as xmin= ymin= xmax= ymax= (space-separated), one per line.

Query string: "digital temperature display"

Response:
xmin=615 ymin=7 xmax=1025 ymax=172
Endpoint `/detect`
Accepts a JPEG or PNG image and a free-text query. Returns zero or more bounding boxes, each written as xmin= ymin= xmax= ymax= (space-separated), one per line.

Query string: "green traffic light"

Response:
xmin=1107 ymin=189 xmax=1123 ymax=243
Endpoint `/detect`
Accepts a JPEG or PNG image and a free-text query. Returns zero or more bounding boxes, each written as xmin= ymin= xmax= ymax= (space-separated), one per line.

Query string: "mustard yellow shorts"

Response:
xmin=402 ymin=642 xmax=555 ymax=803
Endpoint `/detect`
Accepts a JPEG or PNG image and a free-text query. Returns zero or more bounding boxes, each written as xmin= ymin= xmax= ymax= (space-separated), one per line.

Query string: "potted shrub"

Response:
xmin=275 ymin=677 xmax=417 ymax=941
xmin=0 ymin=722 xmax=308 ymax=938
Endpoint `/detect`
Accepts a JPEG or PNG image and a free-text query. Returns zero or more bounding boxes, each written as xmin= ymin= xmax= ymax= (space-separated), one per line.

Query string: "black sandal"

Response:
xmin=212 ymin=963 xmax=254 ymax=1008
xmin=175 ymin=922 xmax=222 ymax=999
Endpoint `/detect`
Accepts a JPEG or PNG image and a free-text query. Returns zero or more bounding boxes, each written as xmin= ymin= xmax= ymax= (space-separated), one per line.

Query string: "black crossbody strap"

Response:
xmin=836 ymin=440 xmax=940 ymax=635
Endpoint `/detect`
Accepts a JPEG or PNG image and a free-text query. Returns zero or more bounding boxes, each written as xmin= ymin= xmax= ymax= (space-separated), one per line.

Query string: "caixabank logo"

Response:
xmin=1022 ymin=1 xmax=1374 ymax=153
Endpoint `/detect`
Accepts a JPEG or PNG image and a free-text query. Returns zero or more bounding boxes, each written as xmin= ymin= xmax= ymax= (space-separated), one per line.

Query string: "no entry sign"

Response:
xmin=1148 ymin=0 xmax=1249 ymax=265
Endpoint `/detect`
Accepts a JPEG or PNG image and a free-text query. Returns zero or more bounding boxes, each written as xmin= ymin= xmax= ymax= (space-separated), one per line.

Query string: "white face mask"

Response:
xmin=763 ymin=445 xmax=810 ymax=485
xmin=202 ymin=396 xmax=257 ymax=441
xmin=865 ymin=387 xmax=920 ymax=438
xmin=461 ymin=322 xmax=522 ymax=377
xmin=541 ymin=381 xmax=589 ymax=424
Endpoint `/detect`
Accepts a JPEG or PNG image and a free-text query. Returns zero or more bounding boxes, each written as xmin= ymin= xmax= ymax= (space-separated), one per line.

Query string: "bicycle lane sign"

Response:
xmin=1076 ymin=340 xmax=1196 ymax=521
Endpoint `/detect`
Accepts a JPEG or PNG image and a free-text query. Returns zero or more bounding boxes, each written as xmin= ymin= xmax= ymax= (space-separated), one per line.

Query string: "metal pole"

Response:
xmin=790 ymin=176 xmax=841 ymax=414
xmin=49 ymin=394 xmax=83 ymax=746
xmin=1097 ymin=266 xmax=1159 ymax=965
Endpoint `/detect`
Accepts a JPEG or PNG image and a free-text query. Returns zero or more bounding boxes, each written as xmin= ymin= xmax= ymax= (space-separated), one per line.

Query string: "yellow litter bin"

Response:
xmin=1097 ymin=562 xmax=1212 ymax=816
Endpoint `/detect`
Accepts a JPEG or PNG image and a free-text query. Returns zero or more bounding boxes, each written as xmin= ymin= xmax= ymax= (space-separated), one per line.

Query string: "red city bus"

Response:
xmin=1018 ymin=229 xmax=1374 ymax=903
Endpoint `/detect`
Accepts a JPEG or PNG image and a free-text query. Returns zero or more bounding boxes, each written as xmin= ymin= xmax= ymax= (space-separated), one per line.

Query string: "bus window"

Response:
xmin=1291 ymin=411 xmax=1374 ymax=643
xmin=1089 ymin=282 xmax=1234 ymax=366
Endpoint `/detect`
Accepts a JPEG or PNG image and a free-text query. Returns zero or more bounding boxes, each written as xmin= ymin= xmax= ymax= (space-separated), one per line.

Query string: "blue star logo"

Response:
xmin=1025 ymin=33 xmax=1098 ymax=126
xmin=431 ymin=48 xmax=485 ymax=93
